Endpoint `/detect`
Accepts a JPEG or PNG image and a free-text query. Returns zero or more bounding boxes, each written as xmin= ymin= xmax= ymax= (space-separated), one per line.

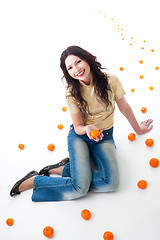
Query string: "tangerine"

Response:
xmin=155 ymin=66 xmax=159 ymax=70
xmin=151 ymin=49 xmax=155 ymax=52
xmin=145 ymin=138 xmax=154 ymax=147
xmin=141 ymin=107 xmax=147 ymax=113
xmin=149 ymin=86 xmax=153 ymax=90
xmin=140 ymin=75 xmax=144 ymax=79
xmin=141 ymin=47 xmax=144 ymax=50
xmin=149 ymin=158 xmax=159 ymax=168
xmin=6 ymin=218 xmax=14 ymax=226
xmin=81 ymin=209 xmax=91 ymax=220
xmin=90 ymin=129 xmax=101 ymax=139
xmin=103 ymin=231 xmax=114 ymax=240
xmin=43 ymin=226 xmax=54 ymax=238
xmin=128 ymin=133 xmax=136 ymax=141
xmin=139 ymin=60 xmax=143 ymax=64
xmin=58 ymin=124 xmax=63 ymax=130
xmin=18 ymin=144 xmax=25 ymax=150
xmin=131 ymin=88 xmax=135 ymax=92
xmin=62 ymin=106 xmax=67 ymax=112
xmin=137 ymin=180 xmax=147 ymax=189
xmin=47 ymin=144 xmax=55 ymax=151
xmin=120 ymin=67 xmax=124 ymax=71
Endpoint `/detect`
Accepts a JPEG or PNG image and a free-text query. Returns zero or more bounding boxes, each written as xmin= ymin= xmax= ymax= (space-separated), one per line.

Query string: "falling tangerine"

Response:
xmin=151 ymin=49 xmax=155 ymax=52
xmin=120 ymin=67 xmax=124 ymax=71
xmin=62 ymin=106 xmax=67 ymax=112
xmin=149 ymin=86 xmax=153 ymax=90
xmin=139 ymin=60 xmax=143 ymax=64
xmin=18 ymin=144 xmax=25 ymax=150
xmin=140 ymin=75 xmax=144 ymax=79
xmin=155 ymin=66 xmax=159 ymax=70
xmin=141 ymin=107 xmax=147 ymax=113
xmin=141 ymin=47 xmax=144 ymax=50
xmin=131 ymin=88 xmax=135 ymax=92
xmin=58 ymin=124 xmax=63 ymax=130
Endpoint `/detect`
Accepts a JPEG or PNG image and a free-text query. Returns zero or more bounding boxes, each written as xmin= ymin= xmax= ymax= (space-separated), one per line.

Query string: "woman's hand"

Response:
xmin=85 ymin=125 xmax=103 ymax=142
xmin=139 ymin=119 xmax=153 ymax=135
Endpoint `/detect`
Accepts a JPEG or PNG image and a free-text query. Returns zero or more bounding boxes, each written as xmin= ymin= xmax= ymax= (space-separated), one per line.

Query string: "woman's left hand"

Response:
xmin=139 ymin=119 xmax=153 ymax=134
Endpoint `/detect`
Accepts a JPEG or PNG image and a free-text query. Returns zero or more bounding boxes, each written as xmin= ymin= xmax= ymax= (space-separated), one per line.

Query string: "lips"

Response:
xmin=76 ymin=70 xmax=85 ymax=77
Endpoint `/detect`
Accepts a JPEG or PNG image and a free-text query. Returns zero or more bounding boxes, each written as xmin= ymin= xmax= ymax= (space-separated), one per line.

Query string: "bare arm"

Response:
xmin=116 ymin=97 xmax=153 ymax=135
xmin=71 ymin=112 xmax=103 ymax=141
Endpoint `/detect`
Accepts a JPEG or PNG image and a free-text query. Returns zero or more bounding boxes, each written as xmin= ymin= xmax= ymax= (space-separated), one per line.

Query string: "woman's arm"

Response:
xmin=116 ymin=97 xmax=153 ymax=135
xmin=71 ymin=112 xmax=103 ymax=141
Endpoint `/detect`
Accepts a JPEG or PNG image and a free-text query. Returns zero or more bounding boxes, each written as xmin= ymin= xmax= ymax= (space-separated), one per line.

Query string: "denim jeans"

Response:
xmin=32 ymin=126 xmax=119 ymax=202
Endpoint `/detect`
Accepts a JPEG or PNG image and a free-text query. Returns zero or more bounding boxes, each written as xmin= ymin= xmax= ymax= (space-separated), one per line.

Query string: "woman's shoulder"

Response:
xmin=104 ymin=71 xmax=121 ymax=86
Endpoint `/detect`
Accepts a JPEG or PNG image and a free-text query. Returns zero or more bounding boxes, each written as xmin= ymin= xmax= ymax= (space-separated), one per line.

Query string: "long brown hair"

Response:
xmin=60 ymin=46 xmax=111 ymax=118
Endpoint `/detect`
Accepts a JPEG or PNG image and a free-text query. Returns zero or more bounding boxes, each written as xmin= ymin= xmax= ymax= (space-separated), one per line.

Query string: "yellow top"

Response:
xmin=65 ymin=72 xmax=125 ymax=130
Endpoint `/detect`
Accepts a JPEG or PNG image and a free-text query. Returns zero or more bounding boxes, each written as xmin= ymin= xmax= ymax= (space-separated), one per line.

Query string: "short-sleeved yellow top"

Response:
xmin=65 ymin=72 xmax=125 ymax=130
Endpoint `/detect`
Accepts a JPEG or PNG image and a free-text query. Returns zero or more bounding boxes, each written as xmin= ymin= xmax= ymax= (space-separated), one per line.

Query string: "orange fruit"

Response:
xmin=149 ymin=158 xmax=159 ymax=168
xmin=143 ymin=40 xmax=146 ymax=42
xmin=141 ymin=107 xmax=147 ymax=113
xmin=58 ymin=124 xmax=63 ymax=130
xmin=120 ymin=67 xmax=124 ymax=71
xmin=140 ymin=75 xmax=144 ymax=79
xmin=62 ymin=106 xmax=67 ymax=112
xmin=145 ymin=138 xmax=154 ymax=147
xmin=43 ymin=226 xmax=54 ymax=238
xmin=81 ymin=209 xmax=91 ymax=220
xmin=131 ymin=88 xmax=135 ymax=92
xmin=103 ymin=231 xmax=114 ymax=240
xmin=151 ymin=49 xmax=155 ymax=52
xmin=47 ymin=144 xmax=55 ymax=151
xmin=131 ymin=37 xmax=133 ymax=39
xmin=139 ymin=60 xmax=143 ymax=64
xmin=141 ymin=47 xmax=144 ymax=50
xmin=122 ymin=38 xmax=124 ymax=40
xmin=149 ymin=86 xmax=153 ymax=90
xmin=18 ymin=144 xmax=25 ymax=150
xmin=90 ymin=129 xmax=101 ymax=139
xmin=130 ymin=43 xmax=132 ymax=45
xmin=137 ymin=180 xmax=147 ymax=189
xmin=128 ymin=133 xmax=136 ymax=141
xmin=6 ymin=218 xmax=14 ymax=226
xmin=155 ymin=66 xmax=159 ymax=70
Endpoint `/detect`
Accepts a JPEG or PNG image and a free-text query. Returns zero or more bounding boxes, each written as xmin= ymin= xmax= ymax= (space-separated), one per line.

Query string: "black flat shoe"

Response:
xmin=10 ymin=170 xmax=38 ymax=197
xmin=39 ymin=157 xmax=69 ymax=176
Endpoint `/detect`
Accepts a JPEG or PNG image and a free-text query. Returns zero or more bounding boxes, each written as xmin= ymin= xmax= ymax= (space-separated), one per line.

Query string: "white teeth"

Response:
xmin=77 ymin=71 xmax=84 ymax=76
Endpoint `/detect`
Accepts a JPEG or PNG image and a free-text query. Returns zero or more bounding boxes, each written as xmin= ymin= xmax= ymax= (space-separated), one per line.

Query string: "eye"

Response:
xmin=67 ymin=66 xmax=72 ymax=71
xmin=76 ymin=60 xmax=81 ymax=64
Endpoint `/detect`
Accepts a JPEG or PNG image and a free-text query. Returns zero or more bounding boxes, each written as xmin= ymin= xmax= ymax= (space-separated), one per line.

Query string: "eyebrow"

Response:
xmin=66 ymin=58 xmax=80 ymax=68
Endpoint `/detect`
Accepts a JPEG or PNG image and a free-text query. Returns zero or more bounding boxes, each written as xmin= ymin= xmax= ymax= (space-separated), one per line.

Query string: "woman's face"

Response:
xmin=65 ymin=55 xmax=92 ymax=84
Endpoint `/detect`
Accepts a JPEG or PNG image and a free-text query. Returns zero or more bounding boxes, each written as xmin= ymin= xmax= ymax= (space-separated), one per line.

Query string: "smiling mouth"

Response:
xmin=76 ymin=70 xmax=85 ymax=77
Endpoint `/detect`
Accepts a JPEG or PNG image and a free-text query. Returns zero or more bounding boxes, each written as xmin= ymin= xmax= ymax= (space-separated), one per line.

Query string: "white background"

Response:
xmin=0 ymin=0 xmax=160 ymax=239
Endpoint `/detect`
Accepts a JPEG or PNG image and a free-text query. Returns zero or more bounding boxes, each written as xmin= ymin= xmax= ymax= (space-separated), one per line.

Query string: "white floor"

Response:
xmin=0 ymin=1 xmax=160 ymax=239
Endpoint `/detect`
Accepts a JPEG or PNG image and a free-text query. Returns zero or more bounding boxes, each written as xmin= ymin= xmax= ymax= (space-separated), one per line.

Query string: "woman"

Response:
xmin=10 ymin=46 xmax=153 ymax=201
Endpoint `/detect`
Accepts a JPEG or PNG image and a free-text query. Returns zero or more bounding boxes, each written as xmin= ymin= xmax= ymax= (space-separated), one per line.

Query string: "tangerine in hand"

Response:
xmin=90 ymin=129 xmax=101 ymax=139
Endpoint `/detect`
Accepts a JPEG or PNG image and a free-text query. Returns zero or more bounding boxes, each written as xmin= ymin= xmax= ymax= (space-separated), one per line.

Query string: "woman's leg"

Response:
xmin=89 ymin=138 xmax=119 ymax=192
xmin=32 ymin=130 xmax=92 ymax=202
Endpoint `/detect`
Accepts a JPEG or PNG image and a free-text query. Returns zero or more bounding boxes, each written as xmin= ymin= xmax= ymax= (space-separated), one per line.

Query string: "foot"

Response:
xmin=48 ymin=165 xmax=64 ymax=175
xmin=10 ymin=170 xmax=38 ymax=197
xmin=39 ymin=157 xmax=69 ymax=176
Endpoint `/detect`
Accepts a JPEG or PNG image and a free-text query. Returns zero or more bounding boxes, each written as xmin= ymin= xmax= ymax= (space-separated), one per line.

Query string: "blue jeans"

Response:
xmin=32 ymin=126 xmax=119 ymax=202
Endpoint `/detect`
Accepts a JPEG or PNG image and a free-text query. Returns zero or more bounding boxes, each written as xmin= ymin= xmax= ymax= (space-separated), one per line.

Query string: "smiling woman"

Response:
xmin=10 ymin=45 xmax=153 ymax=202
